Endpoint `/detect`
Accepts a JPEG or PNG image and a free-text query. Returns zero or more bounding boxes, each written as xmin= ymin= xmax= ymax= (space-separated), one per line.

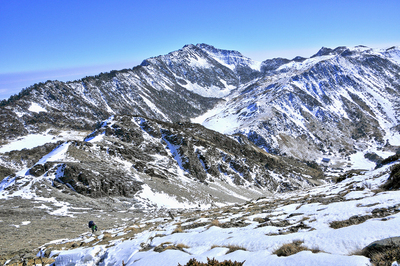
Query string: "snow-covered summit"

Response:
xmin=195 ymin=44 xmax=400 ymax=163
xmin=197 ymin=43 xmax=261 ymax=71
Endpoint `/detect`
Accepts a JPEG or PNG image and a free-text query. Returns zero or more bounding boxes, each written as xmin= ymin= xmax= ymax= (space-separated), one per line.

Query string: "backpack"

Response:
xmin=88 ymin=221 xmax=95 ymax=228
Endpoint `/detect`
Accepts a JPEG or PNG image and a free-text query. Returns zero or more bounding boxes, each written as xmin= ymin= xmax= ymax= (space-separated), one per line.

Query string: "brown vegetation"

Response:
xmin=273 ymin=240 xmax=320 ymax=257
xmin=154 ymin=242 xmax=189 ymax=253
xmin=362 ymin=244 xmax=400 ymax=266
xmin=330 ymin=206 xmax=400 ymax=229
xmin=172 ymin=225 xmax=184 ymax=234
xmin=178 ymin=257 xmax=245 ymax=266
xmin=211 ymin=245 xmax=247 ymax=254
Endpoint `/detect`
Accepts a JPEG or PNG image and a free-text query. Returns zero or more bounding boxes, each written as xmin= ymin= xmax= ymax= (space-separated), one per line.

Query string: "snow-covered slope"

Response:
xmin=11 ymin=160 xmax=400 ymax=266
xmin=195 ymin=45 xmax=400 ymax=163
xmin=0 ymin=115 xmax=323 ymax=208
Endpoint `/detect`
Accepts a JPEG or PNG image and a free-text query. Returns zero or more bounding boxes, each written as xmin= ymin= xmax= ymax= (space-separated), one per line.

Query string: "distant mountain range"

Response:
xmin=1 ymin=43 xmax=400 ymax=203
xmin=2 ymin=44 xmax=400 ymax=163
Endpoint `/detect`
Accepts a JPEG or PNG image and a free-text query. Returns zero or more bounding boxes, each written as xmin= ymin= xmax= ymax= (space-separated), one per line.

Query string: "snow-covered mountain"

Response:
xmin=1 ymin=43 xmax=400 ymax=196
xmin=1 ymin=43 xmax=400 ymax=265
xmin=0 ymin=115 xmax=322 ymax=204
xmin=1 ymin=44 xmax=400 ymax=165
xmin=195 ymin=45 xmax=400 ymax=164
xmin=0 ymin=44 xmax=260 ymax=141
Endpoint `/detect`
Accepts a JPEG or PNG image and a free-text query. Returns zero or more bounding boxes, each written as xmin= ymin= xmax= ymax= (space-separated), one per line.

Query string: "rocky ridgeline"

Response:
xmin=1 ymin=44 xmax=399 ymax=162
xmin=5 ymin=116 xmax=322 ymax=200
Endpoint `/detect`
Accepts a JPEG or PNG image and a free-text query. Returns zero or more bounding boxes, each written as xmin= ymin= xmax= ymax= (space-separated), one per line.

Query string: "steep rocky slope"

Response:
xmin=0 ymin=44 xmax=258 ymax=140
xmin=1 ymin=116 xmax=323 ymax=206
xmin=198 ymin=46 xmax=400 ymax=162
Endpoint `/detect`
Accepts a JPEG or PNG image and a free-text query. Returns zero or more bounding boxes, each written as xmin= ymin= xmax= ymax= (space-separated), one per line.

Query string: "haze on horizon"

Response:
xmin=1 ymin=0 xmax=399 ymax=100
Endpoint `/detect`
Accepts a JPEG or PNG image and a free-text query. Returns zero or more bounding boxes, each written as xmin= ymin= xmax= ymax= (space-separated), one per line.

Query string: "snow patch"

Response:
xmin=136 ymin=184 xmax=197 ymax=209
xmin=28 ymin=102 xmax=47 ymax=113
xmin=0 ymin=130 xmax=87 ymax=153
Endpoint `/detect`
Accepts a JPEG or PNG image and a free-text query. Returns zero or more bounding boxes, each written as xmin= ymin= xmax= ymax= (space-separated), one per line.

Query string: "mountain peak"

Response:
xmin=194 ymin=43 xmax=260 ymax=71
xmin=311 ymin=47 xmax=334 ymax=58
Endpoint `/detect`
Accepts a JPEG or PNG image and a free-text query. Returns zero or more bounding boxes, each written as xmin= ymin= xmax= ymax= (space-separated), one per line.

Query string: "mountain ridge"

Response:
xmin=1 ymin=43 xmax=400 ymax=164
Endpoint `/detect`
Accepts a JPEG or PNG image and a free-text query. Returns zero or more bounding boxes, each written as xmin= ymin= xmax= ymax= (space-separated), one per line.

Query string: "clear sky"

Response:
xmin=1 ymin=0 xmax=399 ymax=100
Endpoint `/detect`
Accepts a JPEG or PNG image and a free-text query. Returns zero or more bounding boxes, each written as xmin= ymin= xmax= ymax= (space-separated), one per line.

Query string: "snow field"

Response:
xmin=49 ymin=163 xmax=400 ymax=265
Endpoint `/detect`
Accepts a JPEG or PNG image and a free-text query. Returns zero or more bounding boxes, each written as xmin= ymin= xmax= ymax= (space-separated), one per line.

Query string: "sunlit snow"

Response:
xmin=0 ymin=130 xmax=88 ymax=153
xmin=49 ymin=163 xmax=399 ymax=266
xmin=28 ymin=102 xmax=47 ymax=113
xmin=0 ymin=134 xmax=55 ymax=153
xmin=136 ymin=184 xmax=198 ymax=209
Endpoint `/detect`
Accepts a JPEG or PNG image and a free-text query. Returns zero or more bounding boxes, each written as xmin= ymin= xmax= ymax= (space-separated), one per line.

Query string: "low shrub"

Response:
xmin=172 ymin=225 xmax=184 ymax=234
xmin=226 ymin=245 xmax=247 ymax=254
xmin=273 ymin=240 xmax=319 ymax=257
xmin=210 ymin=244 xmax=247 ymax=254
xmin=178 ymin=257 xmax=245 ymax=266
xmin=335 ymin=170 xmax=363 ymax=183
xmin=330 ymin=215 xmax=371 ymax=229
xmin=362 ymin=244 xmax=400 ymax=266
xmin=154 ymin=242 xmax=189 ymax=253
xmin=210 ymin=219 xmax=220 ymax=227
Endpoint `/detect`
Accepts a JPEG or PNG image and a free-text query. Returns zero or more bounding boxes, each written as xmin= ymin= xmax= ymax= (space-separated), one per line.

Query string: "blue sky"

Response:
xmin=1 ymin=0 xmax=399 ymax=100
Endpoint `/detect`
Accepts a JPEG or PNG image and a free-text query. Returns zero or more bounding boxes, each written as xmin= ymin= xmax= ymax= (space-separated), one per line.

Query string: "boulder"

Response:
xmin=362 ymin=236 xmax=400 ymax=255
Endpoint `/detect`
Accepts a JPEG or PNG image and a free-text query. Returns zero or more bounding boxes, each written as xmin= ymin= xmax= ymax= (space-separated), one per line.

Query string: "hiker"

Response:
xmin=88 ymin=220 xmax=98 ymax=234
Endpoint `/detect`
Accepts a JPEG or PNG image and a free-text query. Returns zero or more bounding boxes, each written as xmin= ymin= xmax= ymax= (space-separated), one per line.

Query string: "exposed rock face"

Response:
xmin=82 ymin=116 xmax=322 ymax=192
xmin=2 ymin=116 xmax=323 ymax=201
xmin=0 ymin=141 xmax=64 ymax=179
xmin=54 ymin=162 xmax=143 ymax=197
xmin=382 ymin=163 xmax=400 ymax=190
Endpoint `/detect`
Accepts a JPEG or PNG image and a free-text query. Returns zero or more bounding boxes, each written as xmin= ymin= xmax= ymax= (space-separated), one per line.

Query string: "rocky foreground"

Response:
xmin=2 ymin=159 xmax=400 ymax=266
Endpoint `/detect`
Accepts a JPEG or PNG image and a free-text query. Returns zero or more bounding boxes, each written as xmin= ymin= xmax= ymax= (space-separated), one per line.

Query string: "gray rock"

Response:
xmin=362 ymin=236 xmax=400 ymax=254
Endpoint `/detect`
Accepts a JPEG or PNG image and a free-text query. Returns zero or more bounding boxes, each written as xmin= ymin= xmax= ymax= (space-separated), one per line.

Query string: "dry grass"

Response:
xmin=330 ymin=206 xmax=400 ymax=229
xmin=211 ymin=219 xmax=220 ymax=226
xmin=153 ymin=242 xmax=189 ymax=253
xmin=372 ymin=188 xmax=386 ymax=195
xmin=176 ymin=243 xmax=190 ymax=249
xmin=273 ymin=240 xmax=320 ymax=257
xmin=226 ymin=245 xmax=247 ymax=254
xmin=178 ymin=257 xmax=245 ymax=266
xmin=362 ymin=244 xmax=400 ymax=266
xmin=330 ymin=215 xmax=371 ymax=229
xmin=172 ymin=225 xmax=184 ymax=234
xmin=205 ymin=219 xmax=221 ymax=229
xmin=253 ymin=217 xmax=265 ymax=223
xmin=211 ymin=244 xmax=247 ymax=254
xmin=153 ymin=242 xmax=172 ymax=252
xmin=300 ymin=216 xmax=310 ymax=222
